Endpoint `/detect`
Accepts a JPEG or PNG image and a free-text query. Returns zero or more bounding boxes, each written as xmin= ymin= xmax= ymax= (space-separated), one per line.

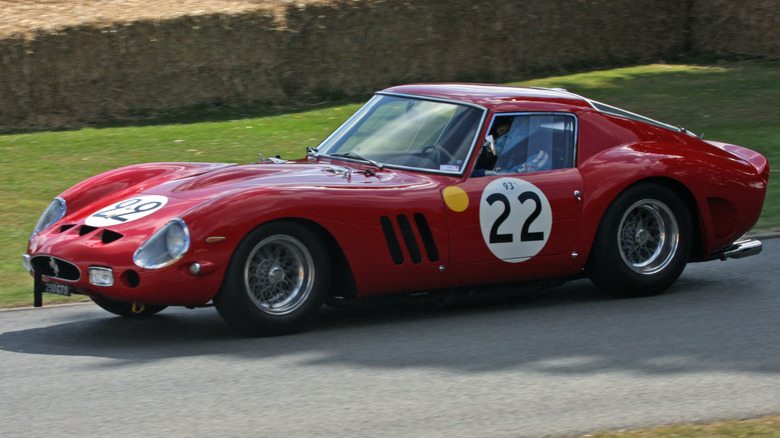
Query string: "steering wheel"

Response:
xmin=422 ymin=144 xmax=455 ymax=163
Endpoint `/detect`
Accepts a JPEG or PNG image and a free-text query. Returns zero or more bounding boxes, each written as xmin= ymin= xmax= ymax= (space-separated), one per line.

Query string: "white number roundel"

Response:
xmin=479 ymin=178 xmax=552 ymax=263
xmin=86 ymin=195 xmax=169 ymax=227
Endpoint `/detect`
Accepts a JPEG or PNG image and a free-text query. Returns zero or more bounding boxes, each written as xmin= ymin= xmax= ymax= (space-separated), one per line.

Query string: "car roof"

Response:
xmin=381 ymin=83 xmax=594 ymax=112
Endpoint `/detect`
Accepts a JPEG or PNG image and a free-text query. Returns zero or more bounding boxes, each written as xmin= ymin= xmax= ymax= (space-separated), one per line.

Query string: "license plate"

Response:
xmin=42 ymin=281 xmax=71 ymax=296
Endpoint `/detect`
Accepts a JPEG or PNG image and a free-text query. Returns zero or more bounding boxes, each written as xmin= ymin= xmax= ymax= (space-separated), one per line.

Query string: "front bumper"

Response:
xmin=24 ymin=252 xmax=223 ymax=308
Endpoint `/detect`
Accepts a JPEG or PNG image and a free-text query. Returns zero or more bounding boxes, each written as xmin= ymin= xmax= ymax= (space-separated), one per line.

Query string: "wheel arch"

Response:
xmin=214 ymin=216 xmax=352 ymax=335
xmin=584 ymin=176 xmax=698 ymax=297
xmin=242 ymin=217 xmax=358 ymax=299
xmin=585 ymin=176 xmax=703 ymax=264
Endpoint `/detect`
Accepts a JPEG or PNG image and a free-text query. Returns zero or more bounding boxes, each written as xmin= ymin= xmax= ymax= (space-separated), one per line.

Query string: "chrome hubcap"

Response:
xmin=267 ymin=266 xmax=284 ymax=283
xmin=634 ymin=228 xmax=650 ymax=245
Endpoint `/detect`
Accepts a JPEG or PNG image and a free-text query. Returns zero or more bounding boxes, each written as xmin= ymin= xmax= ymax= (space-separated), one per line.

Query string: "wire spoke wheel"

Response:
xmin=617 ymin=199 xmax=679 ymax=275
xmin=215 ymin=222 xmax=330 ymax=336
xmin=587 ymin=184 xmax=692 ymax=298
xmin=244 ymin=235 xmax=315 ymax=316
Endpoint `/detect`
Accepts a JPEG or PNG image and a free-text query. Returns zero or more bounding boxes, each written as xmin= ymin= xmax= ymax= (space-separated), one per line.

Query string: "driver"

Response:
xmin=479 ymin=116 xmax=552 ymax=175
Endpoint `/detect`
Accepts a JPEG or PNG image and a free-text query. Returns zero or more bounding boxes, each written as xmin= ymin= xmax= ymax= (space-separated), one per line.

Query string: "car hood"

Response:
xmin=144 ymin=158 xmax=437 ymax=199
xmin=67 ymin=158 xmax=438 ymax=227
xmin=33 ymin=158 xmax=443 ymax=253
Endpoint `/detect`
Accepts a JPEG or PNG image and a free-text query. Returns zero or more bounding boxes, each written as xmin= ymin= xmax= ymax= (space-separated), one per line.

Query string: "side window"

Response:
xmin=476 ymin=113 xmax=576 ymax=176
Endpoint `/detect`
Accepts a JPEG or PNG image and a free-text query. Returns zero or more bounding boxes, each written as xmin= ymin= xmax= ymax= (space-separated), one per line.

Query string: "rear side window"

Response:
xmin=479 ymin=113 xmax=576 ymax=175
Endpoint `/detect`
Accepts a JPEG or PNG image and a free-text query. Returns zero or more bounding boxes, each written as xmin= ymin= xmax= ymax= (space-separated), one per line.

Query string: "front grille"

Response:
xmin=31 ymin=256 xmax=81 ymax=281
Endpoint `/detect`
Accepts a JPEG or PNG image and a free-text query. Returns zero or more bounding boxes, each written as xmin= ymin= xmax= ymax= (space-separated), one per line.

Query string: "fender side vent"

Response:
xmin=413 ymin=213 xmax=439 ymax=262
xmin=380 ymin=214 xmax=440 ymax=265
xmin=397 ymin=215 xmax=422 ymax=263
xmin=380 ymin=216 xmax=404 ymax=264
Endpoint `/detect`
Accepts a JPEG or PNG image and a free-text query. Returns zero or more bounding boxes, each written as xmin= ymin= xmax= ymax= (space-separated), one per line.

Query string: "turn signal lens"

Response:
xmin=88 ymin=267 xmax=114 ymax=287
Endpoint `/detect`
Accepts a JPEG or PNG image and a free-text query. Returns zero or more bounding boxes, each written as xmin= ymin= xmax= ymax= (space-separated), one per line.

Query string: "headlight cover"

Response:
xmin=133 ymin=218 xmax=190 ymax=269
xmin=31 ymin=197 xmax=66 ymax=238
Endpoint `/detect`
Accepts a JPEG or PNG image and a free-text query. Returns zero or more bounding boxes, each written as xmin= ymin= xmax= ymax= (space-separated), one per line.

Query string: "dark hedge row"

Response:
xmin=0 ymin=0 xmax=776 ymax=130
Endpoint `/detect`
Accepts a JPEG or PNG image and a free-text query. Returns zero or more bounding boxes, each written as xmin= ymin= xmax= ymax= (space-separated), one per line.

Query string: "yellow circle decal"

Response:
xmin=443 ymin=186 xmax=469 ymax=212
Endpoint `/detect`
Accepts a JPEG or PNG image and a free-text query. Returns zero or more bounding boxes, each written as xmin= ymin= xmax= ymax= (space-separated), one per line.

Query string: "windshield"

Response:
xmin=317 ymin=94 xmax=485 ymax=174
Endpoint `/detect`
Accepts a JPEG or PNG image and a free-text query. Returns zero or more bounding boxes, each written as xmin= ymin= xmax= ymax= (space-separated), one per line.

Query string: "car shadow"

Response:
xmin=1 ymin=271 xmax=777 ymax=376
xmin=0 ymin=280 xmax=603 ymax=355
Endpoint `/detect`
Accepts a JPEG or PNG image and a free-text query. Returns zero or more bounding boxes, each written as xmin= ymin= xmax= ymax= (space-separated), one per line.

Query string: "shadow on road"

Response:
xmin=1 ymin=269 xmax=777 ymax=376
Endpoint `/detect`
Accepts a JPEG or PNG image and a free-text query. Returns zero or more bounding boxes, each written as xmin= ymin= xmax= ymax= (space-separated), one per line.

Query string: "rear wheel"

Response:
xmin=91 ymin=296 xmax=167 ymax=317
xmin=214 ymin=222 xmax=330 ymax=336
xmin=587 ymin=184 xmax=693 ymax=298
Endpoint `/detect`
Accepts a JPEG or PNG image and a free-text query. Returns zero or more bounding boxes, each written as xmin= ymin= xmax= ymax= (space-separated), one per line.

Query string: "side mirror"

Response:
xmin=482 ymin=135 xmax=497 ymax=159
xmin=474 ymin=134 xmax=498 ymax=172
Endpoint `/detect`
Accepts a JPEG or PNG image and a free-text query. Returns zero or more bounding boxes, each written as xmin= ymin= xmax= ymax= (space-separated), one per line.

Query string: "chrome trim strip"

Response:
xmin=587 ymin=99 xmax=684 ymax=133
xmin=375 ymin=91 xmax=489 ymax=112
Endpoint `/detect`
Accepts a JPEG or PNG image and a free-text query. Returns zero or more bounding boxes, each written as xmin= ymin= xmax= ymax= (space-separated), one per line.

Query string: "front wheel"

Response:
xmin=214 ymin=222 xmax=331 ymax=336
xmin=587 ymin=184 xmax=693 ymax=298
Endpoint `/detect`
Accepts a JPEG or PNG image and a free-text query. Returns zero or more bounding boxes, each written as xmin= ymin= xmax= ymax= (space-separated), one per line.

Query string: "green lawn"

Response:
xmin=577 ymin=414 xmax=780 ymax=437
xmin=1 ymin=60 xmax=777 ymax=307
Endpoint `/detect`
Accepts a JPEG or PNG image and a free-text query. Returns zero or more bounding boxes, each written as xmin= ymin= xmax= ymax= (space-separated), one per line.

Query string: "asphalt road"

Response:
xmin=1 ymin=238 xmax=778 ymax=438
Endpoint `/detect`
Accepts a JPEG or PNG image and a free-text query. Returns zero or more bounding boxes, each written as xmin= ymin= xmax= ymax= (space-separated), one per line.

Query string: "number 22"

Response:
xmin=486 ymin=191 xmax=545 ymax=244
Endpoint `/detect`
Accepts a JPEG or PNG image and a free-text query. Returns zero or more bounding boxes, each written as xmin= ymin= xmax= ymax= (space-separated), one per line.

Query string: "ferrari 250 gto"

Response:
xmin=25 ymin=84 xmax=768 ymax=335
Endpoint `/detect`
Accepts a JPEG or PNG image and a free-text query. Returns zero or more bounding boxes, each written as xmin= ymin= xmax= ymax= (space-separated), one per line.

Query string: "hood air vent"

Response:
xmin=101 ymin=229 xmax=124 ymax=244
xmin=79 ymin=225 xmax=99 ymax=236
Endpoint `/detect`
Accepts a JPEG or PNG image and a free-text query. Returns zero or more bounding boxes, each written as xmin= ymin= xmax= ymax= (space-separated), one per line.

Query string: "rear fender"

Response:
xmin=577 ymin=141 xmax=767 ymax=262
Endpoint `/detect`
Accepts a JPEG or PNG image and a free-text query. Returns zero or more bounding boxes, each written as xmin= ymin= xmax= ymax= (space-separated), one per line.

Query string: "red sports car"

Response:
xmin=25 ymin=84 xmax=768 ymax=335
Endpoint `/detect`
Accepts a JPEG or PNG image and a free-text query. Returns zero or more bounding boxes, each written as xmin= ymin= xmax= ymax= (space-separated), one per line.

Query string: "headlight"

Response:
xmin=31 ymin=197 xmax=66 ymax=238
xmin=133 ymin=218 xmax=190 ymax=269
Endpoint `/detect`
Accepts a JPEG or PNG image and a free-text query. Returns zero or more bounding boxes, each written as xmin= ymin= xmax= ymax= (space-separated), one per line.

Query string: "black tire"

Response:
xmin=587 ymin=183 xmax=693 ymax=298
xmin=91 ymin=295 xmax=167 ymax=317
xmin=214 ymin=222 xmax=331 ymax=336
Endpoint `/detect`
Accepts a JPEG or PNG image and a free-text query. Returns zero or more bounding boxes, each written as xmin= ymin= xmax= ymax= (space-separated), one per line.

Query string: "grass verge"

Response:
xmin=1 ymin=60 xmax=778 ymax=308
xmin=575 ymin=414 xmax=780 ymax=437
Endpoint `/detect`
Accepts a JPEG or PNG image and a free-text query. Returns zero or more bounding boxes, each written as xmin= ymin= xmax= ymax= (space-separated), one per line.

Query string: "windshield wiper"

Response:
xmin=330 ymin=152 xmax=383 ymax=170
xmin=306 ymin=147 xmax=320 ymax=158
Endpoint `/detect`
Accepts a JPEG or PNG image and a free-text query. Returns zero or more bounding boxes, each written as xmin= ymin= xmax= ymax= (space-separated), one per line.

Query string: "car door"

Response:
xmin=444 ymin=113 xmax=583 ymax=265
